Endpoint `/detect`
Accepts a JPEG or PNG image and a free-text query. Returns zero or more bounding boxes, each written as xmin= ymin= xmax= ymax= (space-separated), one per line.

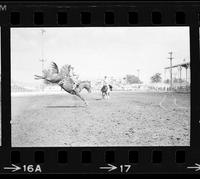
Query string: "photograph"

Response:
xmin=11 ymin=27 xmax=190 ymax=147
xmin=0 ymin=27 xmax=1 ymax=146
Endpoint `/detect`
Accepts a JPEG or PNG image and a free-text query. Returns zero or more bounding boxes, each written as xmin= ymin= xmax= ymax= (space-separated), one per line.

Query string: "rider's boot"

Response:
xmin=58 ymin=79 xmax=64 ymax=86
xmin=72 ymin=83 xmax=77 ymax=91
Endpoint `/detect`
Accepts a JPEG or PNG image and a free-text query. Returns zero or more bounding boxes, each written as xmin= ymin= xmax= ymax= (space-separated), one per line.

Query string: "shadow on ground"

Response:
xmin=46 ymin=105 xmax=85 ymax=108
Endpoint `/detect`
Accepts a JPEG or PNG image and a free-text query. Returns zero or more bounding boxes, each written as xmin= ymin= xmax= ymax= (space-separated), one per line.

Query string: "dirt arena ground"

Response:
xmin=11 ymin=91 xmax=190 ymax=147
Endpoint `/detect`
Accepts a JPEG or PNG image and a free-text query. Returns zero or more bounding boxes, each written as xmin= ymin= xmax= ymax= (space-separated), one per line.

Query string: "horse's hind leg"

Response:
xmin=75 ymin=93 xmax=88 ymax=106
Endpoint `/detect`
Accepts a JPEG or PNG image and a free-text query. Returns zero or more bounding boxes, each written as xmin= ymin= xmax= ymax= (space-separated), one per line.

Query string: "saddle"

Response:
xmin=101 ymin=84 xmax=112 ymax=92
xmin=59 ymin=77 xmax=80 ymax=92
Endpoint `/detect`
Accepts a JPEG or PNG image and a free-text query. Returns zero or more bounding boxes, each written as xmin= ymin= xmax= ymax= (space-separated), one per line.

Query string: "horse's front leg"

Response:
xmin=75 ymin=93 xmax=88 ymax=106
xmin=105 ymin=91 xmax=109 ymax=99
xmin=102 ymin=92 xmax=104 ymax=99
xmin=107 ymin=92 xmax=110 ymax=99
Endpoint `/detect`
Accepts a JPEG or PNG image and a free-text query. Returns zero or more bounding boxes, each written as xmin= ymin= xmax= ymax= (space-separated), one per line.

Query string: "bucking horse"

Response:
xmin=35 ymin=62 xmax=91 ymax=106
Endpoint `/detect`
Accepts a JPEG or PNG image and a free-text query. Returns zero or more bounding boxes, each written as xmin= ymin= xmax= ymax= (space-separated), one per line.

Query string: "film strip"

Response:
xmin=0 ymin=1 xmax=200 ymax=174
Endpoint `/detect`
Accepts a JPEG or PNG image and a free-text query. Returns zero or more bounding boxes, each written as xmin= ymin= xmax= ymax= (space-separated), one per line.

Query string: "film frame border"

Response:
xmin=0 ymin=1 xmax=199 ymax=174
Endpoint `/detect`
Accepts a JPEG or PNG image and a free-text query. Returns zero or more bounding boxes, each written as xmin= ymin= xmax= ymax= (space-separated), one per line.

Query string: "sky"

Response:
xmin=11 ymin=27 xmax=190 ymax=86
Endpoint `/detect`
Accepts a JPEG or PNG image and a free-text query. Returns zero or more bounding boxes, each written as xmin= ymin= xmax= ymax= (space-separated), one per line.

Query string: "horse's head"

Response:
xmin=86 ymin=81 xmax=92 ymax=93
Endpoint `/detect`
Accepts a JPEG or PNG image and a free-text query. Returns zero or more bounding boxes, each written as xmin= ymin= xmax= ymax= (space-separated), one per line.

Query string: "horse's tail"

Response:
xmin=34 ymin=75 xmax=45 ymax=80
xmin=109 ymin=85 xmax=113 ymax=91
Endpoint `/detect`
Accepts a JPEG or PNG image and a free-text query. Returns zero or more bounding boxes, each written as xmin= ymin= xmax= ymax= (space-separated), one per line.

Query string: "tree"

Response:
xmin=126 ymin=74 xmax=141 ymax=84
xmin=151 ymin=73 xmax=162 ymax=83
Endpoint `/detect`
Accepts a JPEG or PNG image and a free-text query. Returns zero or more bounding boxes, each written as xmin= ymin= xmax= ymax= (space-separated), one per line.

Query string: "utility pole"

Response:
xmin=182 ymin=58 xmax=188 ymax=83
xmin=168 ymin=52 xmax=174 ymax=90
xmin=39 ymin=29 xmax=46 ymax=91
xmin=185 ymin=65 xmax=188 ymax=83
xmin=39 ymin=29 xmax=46 ymax=73
xmin=179 ymin=66 xmax=182 ymax=82
xmin=39 ymin=59 xmax=46 ymax=74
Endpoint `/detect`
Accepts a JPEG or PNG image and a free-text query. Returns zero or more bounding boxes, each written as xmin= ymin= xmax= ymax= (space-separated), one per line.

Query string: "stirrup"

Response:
xmin=73 ymin=83 xmax=78 ymax=89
